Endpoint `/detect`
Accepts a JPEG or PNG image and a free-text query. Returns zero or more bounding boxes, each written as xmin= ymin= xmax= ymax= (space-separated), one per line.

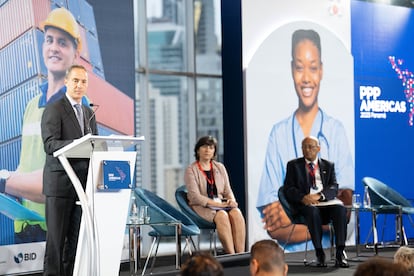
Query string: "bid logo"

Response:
xmin=14 ymin=252 xmax=37 ymax=263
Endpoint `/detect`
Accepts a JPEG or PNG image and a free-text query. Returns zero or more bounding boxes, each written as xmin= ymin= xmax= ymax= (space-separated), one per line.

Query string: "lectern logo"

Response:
xmin=115 ymin=166 xmax=126 ymax=181
xmin=102 ymin=160 xmax=131 ymax=189
xmin=14 ymin=253 xmax=23 ymax=264
xmin=13 ymin=252 xmax=37 ymax=263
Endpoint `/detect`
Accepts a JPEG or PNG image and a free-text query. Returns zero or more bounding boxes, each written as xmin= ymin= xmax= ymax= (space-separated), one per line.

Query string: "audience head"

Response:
xmin=394 ymin=246 xmax=414 ymax=273
xmin=194 ymin=136 xmax=218 ymax=160
xmin=354 ymin=257 xmax=408 ymax=276
xmin=181 ymin=252 xmax=223 ymax=276
xmin=250 ymin=239 xmax=288 ymax=276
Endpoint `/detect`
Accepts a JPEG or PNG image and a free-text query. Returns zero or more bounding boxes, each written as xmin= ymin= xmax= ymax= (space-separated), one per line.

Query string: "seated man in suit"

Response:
xmin=282 ymin=136 xmax=348 ymax=268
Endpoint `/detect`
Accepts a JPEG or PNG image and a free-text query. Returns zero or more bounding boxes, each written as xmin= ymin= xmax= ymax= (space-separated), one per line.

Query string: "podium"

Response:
xmin=53 ymin=134 xmax=145 ymax=276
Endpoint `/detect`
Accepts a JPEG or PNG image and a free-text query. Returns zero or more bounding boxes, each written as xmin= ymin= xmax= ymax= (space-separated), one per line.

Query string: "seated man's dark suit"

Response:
xmin=283 ymin=157 xmax=347 ymax=266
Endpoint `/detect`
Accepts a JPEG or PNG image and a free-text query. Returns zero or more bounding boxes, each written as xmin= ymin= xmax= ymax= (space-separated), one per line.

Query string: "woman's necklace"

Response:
xmin=196 ymin=160 xmax=214 ymax=185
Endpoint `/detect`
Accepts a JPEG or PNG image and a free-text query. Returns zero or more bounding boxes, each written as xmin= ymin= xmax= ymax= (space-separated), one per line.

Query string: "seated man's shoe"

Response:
xmin=335 ymin=254 xmax=349 ymax=268
xmin=315 ymin=250 xmax=327 ymax=267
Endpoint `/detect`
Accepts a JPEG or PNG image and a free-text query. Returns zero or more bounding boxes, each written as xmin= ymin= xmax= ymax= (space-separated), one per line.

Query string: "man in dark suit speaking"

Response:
xmin=41 ymin=64 xmax=98 ymax=276
xmin=282 ymin=136 xmax=348 ymax=268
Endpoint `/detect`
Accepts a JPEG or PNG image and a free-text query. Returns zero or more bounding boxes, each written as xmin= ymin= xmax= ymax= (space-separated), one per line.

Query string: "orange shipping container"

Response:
xmin=86 ymin=72 xmax=134 ymax=135
xmin=0 ymin=0 xmax=51 ymax=50
xmin=78 ymin=25 xmax=90 ymax=62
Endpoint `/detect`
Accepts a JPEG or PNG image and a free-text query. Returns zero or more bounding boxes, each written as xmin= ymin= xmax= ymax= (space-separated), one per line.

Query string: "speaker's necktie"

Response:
xmin=308 ymin=162 xmax=316 ymax=189
xmin=74 ymin=104 xmax=84 ymax=134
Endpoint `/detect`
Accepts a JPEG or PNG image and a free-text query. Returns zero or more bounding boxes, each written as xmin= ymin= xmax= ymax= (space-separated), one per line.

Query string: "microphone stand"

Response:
xmin=87 ymin=103 xmax=99 ymax=135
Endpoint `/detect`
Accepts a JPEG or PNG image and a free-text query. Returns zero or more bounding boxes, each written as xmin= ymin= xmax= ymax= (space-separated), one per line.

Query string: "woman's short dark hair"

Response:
xmin=194 ymin=136 xmax=218 ymax=160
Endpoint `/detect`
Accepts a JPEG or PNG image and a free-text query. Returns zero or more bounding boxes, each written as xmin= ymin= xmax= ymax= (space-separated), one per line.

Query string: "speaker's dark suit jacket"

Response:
xmin=41 ymin=95 xmax=98 ymax=276
xmin=283 ymin=157 xmax=347 ymax=249
xmin=41 ymin=95 xmax=98 ymax=197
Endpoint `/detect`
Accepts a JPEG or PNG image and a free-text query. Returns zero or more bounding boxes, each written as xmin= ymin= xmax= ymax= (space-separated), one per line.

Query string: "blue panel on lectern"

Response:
xmin=101 ymin=160 xmax=131 ymax=190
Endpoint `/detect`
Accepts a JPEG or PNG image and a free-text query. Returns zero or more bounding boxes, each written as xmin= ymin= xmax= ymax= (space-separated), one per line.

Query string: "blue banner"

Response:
xmin=352 ymin=0 xmax=414 ymax=241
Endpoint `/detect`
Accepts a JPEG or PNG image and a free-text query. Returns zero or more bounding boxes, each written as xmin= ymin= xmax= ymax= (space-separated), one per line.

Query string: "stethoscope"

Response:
xmin=292 ymin=108 xmax=330 ymax=158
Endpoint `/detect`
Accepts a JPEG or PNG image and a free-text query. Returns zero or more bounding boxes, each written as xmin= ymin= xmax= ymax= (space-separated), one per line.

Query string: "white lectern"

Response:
xmin=53 ymin=134 xmax=145 ymax=276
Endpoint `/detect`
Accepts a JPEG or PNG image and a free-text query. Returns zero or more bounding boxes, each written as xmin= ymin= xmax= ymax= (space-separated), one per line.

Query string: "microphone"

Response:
xmin=87 ymin=103 xmax=100 ymax=134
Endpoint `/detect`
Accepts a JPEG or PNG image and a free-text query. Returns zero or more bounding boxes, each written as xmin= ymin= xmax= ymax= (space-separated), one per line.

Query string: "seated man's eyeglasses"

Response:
xmin=302 ymin=145 xmax=318 ymax=150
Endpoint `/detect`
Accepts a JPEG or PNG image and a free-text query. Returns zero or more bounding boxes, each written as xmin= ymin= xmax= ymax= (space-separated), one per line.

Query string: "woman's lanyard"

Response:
xmin=197 ymin=161 xmax=216 ymax=198
xmin=196 ymin=161 xmax=214 ymax=185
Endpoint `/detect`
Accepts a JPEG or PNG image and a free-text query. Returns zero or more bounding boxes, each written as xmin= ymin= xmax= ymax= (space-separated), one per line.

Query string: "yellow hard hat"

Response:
xmin=40 ymin=8 xmax=82 ymax=51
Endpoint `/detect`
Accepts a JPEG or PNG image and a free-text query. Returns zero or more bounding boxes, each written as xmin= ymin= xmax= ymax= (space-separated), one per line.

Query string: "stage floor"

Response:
xmin=23 ymin=244 xmax=400 ymax=275
xmin=117 ymin=244 xmax=400 ymax=276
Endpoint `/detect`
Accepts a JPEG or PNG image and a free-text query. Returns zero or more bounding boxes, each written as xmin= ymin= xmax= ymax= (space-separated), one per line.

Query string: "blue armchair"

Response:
xmin=175 ymin=185 xmax=217 ymax=255
xmin=362 ymin=176 xmax=414 ymax=250
xmin=133 ymin=187 xmax=200 ymax=275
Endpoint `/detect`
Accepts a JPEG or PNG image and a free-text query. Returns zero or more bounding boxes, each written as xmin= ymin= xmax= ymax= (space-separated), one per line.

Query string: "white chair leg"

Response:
xmin=403 ymin=226 xmax=408 ymax=245
xmin=281 ymin=224 xmax=296 ymax=251
xmin=343 ymin=250 xmax=348 ymax=260
xmin=142 ymin=237 xmax=157 ymax=276
xmin=149 ymin=237 xmax=161 ymax=274
xmin=197 ymin=233 xmax=201 ymax=252
xmin=190 ymin=236 xmax=198 ymax=253
xmin=329 ymin=224 xmax=335 ymax=260
xmin=213 ymin=230 xmax=217 ymax=256
xmin=183 ymin=237 xmax=191 ymax=256
xmin=209 ymin=229 xmax=215 ymax=255
xmin=304 ymin=230 xmax=309 ymax=265
xmin=182 ymin=236 xmax=197 ymax=256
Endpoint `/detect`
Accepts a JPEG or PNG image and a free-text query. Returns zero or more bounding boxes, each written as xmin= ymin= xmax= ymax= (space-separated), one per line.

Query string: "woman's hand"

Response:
xmin=225 ymin=198 xmax=238 ymax=208
xmin=208 ymin=197 xmax=226 ymax=208
xmin=208 ymin=198 xmax=238 ymax=208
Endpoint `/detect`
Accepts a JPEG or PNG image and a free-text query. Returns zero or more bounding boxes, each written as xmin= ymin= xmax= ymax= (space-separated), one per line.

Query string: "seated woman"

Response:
xmin=184 ymin=136 xmax=246 ymax=254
